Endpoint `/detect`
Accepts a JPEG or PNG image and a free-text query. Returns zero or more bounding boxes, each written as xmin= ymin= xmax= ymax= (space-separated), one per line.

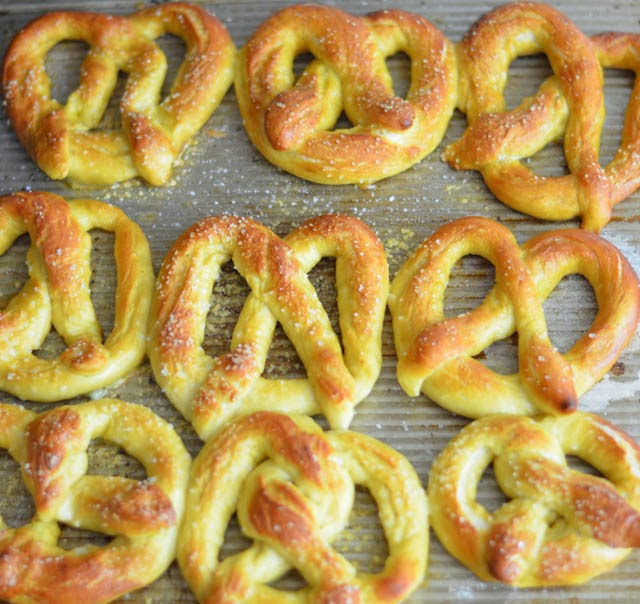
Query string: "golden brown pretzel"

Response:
xmin=178 ymin=410 xmax=428 ymax=604
xmin=388 ymin=216 xmax=640 ymax=417
xmin=443 ymin=2 xmax=616 ymax=232
xmin=0 ymin=191 xmax=154 ymax=402
xmin=2 ymin=2 xmax=235 ymax=186
xmin=235 ymin=4 xmax=457 ymax=185
xmin=148 ymin=214 xmax=388 ymax=440
xmin=0 ymin=399 xmax=191 ymax=604
xmin=428 ymin=412 xmax=640 ymax=586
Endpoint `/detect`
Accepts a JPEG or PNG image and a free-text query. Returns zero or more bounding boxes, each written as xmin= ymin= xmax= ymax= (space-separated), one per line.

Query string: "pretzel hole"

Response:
xmin=332 ymin=486 xmax=389 ymax=575
xmin=57 ymin=524 xmax=113 ymax=550
xmin=86 ymin=437 xmax=147 ymax=480
xmin=203 ymin=261 xmax=251 ymax=359
xmin=0 ymin=447 xmax=35 ymax=528
xmin=504 ymin=54 xmax=553 ymax=111
xmin=600 ymin=67 xmax=636 ymax=166
xmin=542 ymin=274 xmax=597 ymax=353
xmin=565 ymin=454 xmax=606 ymax=479
xmin=505 ymin=55 xmax=568 ymax=178
xmin=0 ymin=233 xmax=29 ymax=309
xmin=476 ymin=463 xmax=510 ymax=513
xmin=443 ymin=255 xmax=518 ymax=374
xmin=89 ymin=230 xmax=117 ymax=339
xmin=155 ymin=34 xmax=188 ymax=102
xmin=46 ymin=40 xmax=89 ymax=105
xmin=218 ymin=512 xmax=253 ymax=561
xmin=386 ymin=51 xmax=411 ymax=99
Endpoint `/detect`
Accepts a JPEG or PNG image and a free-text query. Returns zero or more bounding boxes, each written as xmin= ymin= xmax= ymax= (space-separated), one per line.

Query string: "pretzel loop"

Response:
xmin=149 ymin=214 xmax=388 ymax=439
xmin=0 ymin=399 xmax=190 ymax=604
xmin=0 ymin=191 xmax=154 ymax=402
xmin=235 ymin=4 xmax=457 ymax=184
xmin=444 ymin=2 xmax=613 ymax=231
xmin=178 ymin=411 xmax=428 ymax=604
xmin=428 ymin=413 xmax=640 ymax=586
xmin=2 ymin=3 xmax=235 ymax=186
xmin=388 ymin=216 xmax=640 ymax=417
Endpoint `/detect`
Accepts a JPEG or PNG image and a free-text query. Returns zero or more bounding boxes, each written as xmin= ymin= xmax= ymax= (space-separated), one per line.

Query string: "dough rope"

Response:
xmin=2 ymin=2 xmax=235 ymax=186
xmin=178 ymin=410 xmax=428 ymax=604
xmin=0 ymin=191 xmax=154 ymax=402
xmin=0 ymin=399 xmax=191 ymax=604
xmin=235 ymin=4 xmax=457 ymax=185
xmin=148 ymin=214 xmax=388 ymax=440
xmin=389 ymin=216 xmax=640 ymax=417
xmin=428 ymin=412 xmax=640 ymax=586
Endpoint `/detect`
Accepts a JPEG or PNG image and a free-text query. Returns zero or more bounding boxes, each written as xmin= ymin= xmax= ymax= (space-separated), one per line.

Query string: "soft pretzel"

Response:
xmin=388 ymin=216 xmax=640 ymax=418
xmin=178 ymin=410 xmax=428 ymax=604
xmin=428 ymin=412 xmax=640 ymax=586
xmin=235 ymin=4 xmax=457 ymax=185
xmin=0 ymin=191 xmax=154 ymax=402
xmin=148 ymin=214 xmax=388 ymax=440
xmin=2 ymin=2 xmax=235 ymax=186
xmin=443 ymin=2 xmax=619 ymax=232
xmin=0 ymin=399 xmax=191 ymax=604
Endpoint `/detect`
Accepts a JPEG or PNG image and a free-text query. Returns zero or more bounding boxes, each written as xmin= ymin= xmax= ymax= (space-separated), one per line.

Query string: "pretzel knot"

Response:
xmin=2 ymin=2 xmax=235 ymax=186
xmin=428 ymin=412 xmax=640 ymax=586
xmin=148 ymin=214 xmax=388 ymax=440
xmin=388 ymin=216 xmax=640 ymax=417
xmin=235 ymin=4 xmax=457 ymax=185
xmin=0 ymin=191 xmax=154 ymax=402
xmin=443 ymin=1 xmax=619 ymax=232
xmin=0 ymin=399 xmax=191 ymax=604
xmin=178 ymin=411 xmax=428 ymax=604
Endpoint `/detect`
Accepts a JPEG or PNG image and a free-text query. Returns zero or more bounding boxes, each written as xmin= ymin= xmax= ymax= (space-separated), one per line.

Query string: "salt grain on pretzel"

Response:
xmin=443 ymin=1 xmax=616 ymax=232
xmin=388 ymin=216 xmax=640 ymax=417
xmin=235 ymin=4 xmax=457 ymax=185
xmin=428 ymin=412 xmax=640 ymax=586
xmin=0 ymin=399 xmax=191 ymax=604
xmin=2 ymin=2 xmax=235 ymax=186
xmin=178 ymin=410 xmax=428 ymax=604
xmin=148 ymin=214 xmax=388 ymax=440
xmin=0 ymin=191 xmax=154 ymax=402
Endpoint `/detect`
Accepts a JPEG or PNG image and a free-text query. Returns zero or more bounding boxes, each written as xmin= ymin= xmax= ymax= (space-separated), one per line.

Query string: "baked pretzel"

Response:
xmin=235 ymin=4 xmax=457 ymax=185
xmin=0 ymin=399 xmax=191 ymax=604
xmin=2 ymin=2 xmax=235 ymax=186
xmin=178 ymin=410 xmax=428 ymax=604
xmin=148 ymin=214 xmax=388 ymax=440
xmin=428 ymin=412 xmax=640 ymax=586
xmin=0 ymin=191 xmax=154 ymax=402
xmin=443 ymin=2 xmax=617 ymax=232
xmin=388 ymin=216 xmax=640 ymax=417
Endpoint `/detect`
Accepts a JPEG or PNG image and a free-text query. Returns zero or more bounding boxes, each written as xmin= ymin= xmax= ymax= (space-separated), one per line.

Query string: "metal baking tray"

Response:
xmin=1 ymin=0 xmax=639 ymax=602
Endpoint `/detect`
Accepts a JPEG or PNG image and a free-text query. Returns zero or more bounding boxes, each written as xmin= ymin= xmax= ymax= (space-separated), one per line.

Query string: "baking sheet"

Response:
xmin=1 ymin=0 xmax=639 ymax=602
